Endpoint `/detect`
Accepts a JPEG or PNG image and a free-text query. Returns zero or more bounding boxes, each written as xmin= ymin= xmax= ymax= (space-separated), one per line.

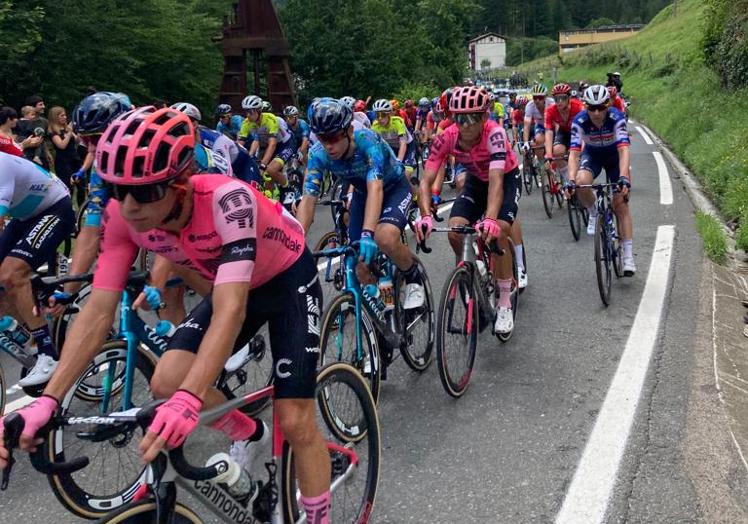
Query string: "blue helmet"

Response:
xmin=308 ymin=98 xmax=352 ymax=135
xmin=72 ymin=91 xmax=131 ymax=134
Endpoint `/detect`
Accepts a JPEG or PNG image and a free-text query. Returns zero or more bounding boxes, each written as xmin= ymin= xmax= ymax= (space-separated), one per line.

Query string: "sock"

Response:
xmin=622 ymin=239 xmax=633 ymax=259
xmin=402 ymin=262 xmax=420 ymax=284
xmin=514 ymin=244 xmax=525 ymax=272
xmin=31 ymin=325 xmax=56 ymax=358
xmin=498 ymin=279 xmax=512 ymax=309
xmin=300 ymin=491 xmax=331 ymax=524
xmin=209 ymin=409 xmax=259 ymax=442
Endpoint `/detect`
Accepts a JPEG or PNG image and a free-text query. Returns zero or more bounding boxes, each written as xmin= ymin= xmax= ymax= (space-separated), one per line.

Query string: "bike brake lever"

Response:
xmin=1 ymin=414 xmax=24 ymax=490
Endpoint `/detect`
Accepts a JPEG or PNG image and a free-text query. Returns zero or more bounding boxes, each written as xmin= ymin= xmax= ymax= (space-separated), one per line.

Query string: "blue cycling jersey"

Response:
xmin=304 ymin=128 xmax=405 ymax=197
xmin=288 ymin=119 xmax=310 ymax=146
xmin=570 ymin=107 xmax=630 ymax=156
xmin=216 ymin=115 xmax=243 ymax=140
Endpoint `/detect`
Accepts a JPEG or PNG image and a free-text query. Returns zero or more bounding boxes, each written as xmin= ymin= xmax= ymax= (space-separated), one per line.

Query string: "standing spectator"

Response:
xmin=15 ymin=95 xmax=51 ymax=168
xmin=47 ymin=106 xmax=82 ymax=200
xmin=0 ymin=107 xmax=41 ymax=157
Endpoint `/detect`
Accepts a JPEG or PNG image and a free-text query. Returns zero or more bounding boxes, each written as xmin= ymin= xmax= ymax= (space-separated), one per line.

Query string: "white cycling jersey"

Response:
xmin=0 ymin=152 xmax=69 ymax=220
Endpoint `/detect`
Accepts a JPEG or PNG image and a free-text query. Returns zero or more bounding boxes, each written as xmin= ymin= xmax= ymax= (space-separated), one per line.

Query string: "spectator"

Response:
xmin=47 ymin=106 xmax=82 ymax=199
xmin=152 ymin=99 xmax=168 ymax=109
xmin=0 ymin=107 xmax=41 ymax=157
xmin=16 ymin=95 xmax=51 ymax=168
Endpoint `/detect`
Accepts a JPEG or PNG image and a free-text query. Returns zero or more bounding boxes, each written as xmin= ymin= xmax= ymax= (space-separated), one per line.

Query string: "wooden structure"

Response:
xmin=218 ymin=0 xmax=297 ymax=112
xmin=558 ymin=25 xmax=643 ymax=56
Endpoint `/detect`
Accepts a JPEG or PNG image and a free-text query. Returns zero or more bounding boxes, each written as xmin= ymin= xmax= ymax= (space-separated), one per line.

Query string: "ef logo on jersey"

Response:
xmin=218 ymin=188 xmax=254 ymax=229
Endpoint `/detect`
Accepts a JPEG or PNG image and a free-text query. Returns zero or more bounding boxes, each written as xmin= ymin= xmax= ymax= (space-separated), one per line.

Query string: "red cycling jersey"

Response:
xmin=511 ymin=109 xmax=525 ymax=126
xmin=94 ymin=174 xmax=305 ymax=292
xmin=544 ymin=98 xmax=584 ymax=133
xmin=611 ymin=96 xmax=626 ymax=114
xmin=425 ymin=119 xmax=519 ymax=181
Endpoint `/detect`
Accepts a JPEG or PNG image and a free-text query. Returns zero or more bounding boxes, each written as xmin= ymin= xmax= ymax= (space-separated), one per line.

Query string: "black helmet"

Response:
xmin=215 ymin=103 xmax=232 ymax=116
xmin=72 ymin=92 xmax=131 ymax=135
xmin=308 ymin=98 xmax=352 ymax=135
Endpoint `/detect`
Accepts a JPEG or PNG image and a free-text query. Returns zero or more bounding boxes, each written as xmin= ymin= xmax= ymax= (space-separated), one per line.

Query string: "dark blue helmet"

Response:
xmin=308 ymin=98 xmax=352 ymax=136
xmin=72 ymin=92 xmax=131 ymax=134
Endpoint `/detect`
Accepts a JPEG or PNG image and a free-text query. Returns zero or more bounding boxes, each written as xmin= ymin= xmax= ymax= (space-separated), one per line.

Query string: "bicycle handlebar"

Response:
xmin=420 ymin=225 xmax=504 ymax=256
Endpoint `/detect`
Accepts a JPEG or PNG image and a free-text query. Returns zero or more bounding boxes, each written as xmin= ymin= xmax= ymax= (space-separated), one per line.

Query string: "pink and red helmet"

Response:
xmin=448 ymin=86 xmax=491 ymax=114
xmin=552 ymin=83 xmax=572 ymax=96
xmin=96 ymin=106 xmax=195 ymax=186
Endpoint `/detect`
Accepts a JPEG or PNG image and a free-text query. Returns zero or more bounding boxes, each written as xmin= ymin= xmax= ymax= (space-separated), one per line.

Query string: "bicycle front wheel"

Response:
xmin=436 ymin=265 xmax=479 ymax=398
xmin=319 ymin=292 xmax=382 ymax=403
xmin=282 ymin=362 xmax=380 ymax=523
xmin=96 ymin=499 xmax=202 ymax=523
xmin=594 ymin=214 xmax=612 ymax=306
xmin=395 ymin=256 xmax=434 ymax=372
xmin=522 ymin=160 xmax=533 ymax=195
xmin=0 ymin=362 xmax=6 ymax=415
xmin=568 ymin=195 xmax=583 ymax=241
xmin=541 ymin=169 xmax=554 ymax=218
xmin=47 ymin=340 xmax=156 ymax=519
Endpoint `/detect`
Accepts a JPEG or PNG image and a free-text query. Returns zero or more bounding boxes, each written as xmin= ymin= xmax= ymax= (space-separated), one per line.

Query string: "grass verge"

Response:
xmin=695 ymin=212 xmax=728 ymax=264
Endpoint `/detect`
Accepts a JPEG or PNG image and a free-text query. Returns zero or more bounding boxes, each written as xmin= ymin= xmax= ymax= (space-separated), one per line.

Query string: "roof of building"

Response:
xmin=468 ymin=32 xmax=508 ymax=43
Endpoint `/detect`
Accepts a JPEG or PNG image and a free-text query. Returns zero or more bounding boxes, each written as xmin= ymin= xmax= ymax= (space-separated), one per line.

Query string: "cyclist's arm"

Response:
xmin=568 ymin=149 xmax=580 ymax=182
xmin=523 ymin=116 xmax=532 ymax=143
xmin=568 ymin=123 xmax=583 ymax=183
xmin=615 ymin=118 xmax=631 ymax=181
xmin=261 ymin=136 xmax=277 ymax=167
xmin=618 ymin=145 xmax=631 ymax=182
xmin=297 ymin=152 xmax=325 ymax=232
xmin=363 ymin=179 xmax=383 ymax=231
xmin=544 ymin=129 xmax=554 ymax=159
xmin=397 ymin=136 xmax=407 ymax=161
xmin=486 ymin=168 xmax=504 ymax=221
xmin=420 ymin=132 xmax=449 ymax=215
xmin=80 ymin=140 xmax=95 ymax=171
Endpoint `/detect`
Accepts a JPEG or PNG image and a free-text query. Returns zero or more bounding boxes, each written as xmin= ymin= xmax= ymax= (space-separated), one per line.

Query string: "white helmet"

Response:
xmin=340 ymin=96 xmax=356 ymax=109
xmin=372 ymin=99 xmax=392 ymax=112
xmin=261 ymin=100 xmax=272 ymax=112
xmin=283 ymin=105 xmax=299 ymax=117
xmin=583 ymin=85 xmax=610 ymax=106
xmin=241 ymin=95 xmax=263 ymax=110
xmin=170 ymin=102 xmax=201 ymax=122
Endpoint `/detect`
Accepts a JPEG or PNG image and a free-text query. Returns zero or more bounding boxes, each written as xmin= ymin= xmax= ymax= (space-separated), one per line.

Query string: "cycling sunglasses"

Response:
xmin=533 ymin=96 xmax=546 ymax=101
xmin=317 ymin=130 xmax=348 ymax=145
xmin=105 ymin=180 xmax=173 ymax=204
xmin=587 ymin=104 xmax=608 ymax=113
xmin=376 ymin=111 xmax=391 ymax=118
xmin=453 ymin=112 xmax=484 ymax=126
xmin=553 ymin=95 xmax=570 ymax=102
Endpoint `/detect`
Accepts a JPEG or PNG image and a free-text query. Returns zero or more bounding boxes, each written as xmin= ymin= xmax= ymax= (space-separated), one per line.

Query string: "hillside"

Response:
xmin=517 ymin=0 xmax=748 ymax=251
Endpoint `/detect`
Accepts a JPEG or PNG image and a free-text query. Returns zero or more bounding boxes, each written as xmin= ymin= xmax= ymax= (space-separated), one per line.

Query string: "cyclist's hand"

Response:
xmin=565 ymin=180 xmax=577 ymax=197
xmin=140 ymin=390 xmax=202 ymax=463
xmin=0 ymin=395 xmax=58 ymax=458
xmin=133 ymin=286 xmax=162 ymax=311
xmin=415 ymin=215 xmax=433 ymax=242
xmin=71 ymin=168 xmax=86 ymax=184
xmin=521 ymin=142 xmax=531 ymax=153
xmin=358 ymin=230 xmax=378 ymax=265
xmin=544 ymin=155 xmax=553 ymax=169
xmin=46 ymin=291 xmax=74 ymax=317
xmin=477 ymin=217 xmax=501 ymax=244
xmin=617 ymin=177 xmax=631 ymax=198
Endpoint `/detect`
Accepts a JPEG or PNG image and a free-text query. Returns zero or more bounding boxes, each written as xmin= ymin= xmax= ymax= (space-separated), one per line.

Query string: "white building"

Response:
xmin=468 ymin=32 xmax=507 ymax=71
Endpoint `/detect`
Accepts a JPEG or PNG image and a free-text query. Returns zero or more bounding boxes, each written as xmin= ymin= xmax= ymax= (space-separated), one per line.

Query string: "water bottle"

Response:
xmin=476 ymin=260 xmax=488 ymax=280
xmin=205 ymin=453 xmax=256 ymax=503
xmin=378 ymin=274 xmax=395 ymax=311
xmin=154 ymin=320 xmax=176 ymax=338
xmin=362 ymin=284 xmax=386 ymax=321
xmin=0 ymin=316 xmax=31 ymax=348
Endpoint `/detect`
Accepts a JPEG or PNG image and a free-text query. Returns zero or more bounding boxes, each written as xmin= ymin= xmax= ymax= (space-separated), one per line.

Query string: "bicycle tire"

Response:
xmin=541 ymin=169 xmax=554 ymax=219
xmin=74 ymin=197 xmax=94 ymax=237
xmin=314 ymin=230 xmax=341 ymax=252
xmin=555 ymin=179 xmax=565 ymax=209
xmin=610 ymin=212 xmax=624 ymax=278
xmin=95 ymin=499 xmax=202 ymax=523
xmin=47 ymin=340 xmax=157 ymax=519
xmin=436 ymin=265 xmax=479 ymax=398
xmin=218 ymin=334 xmax=274 ymax=416
xmin=594 ymin=213 xmax=612 ymax=306
xmin=568 ymin=195 xmax=583 ymax=241
xmin=319 ymin=292 xmax=382 ymax=403
xmin=282 ymin=362 xmax=380 ymax=523
xmin=394 ymin=256 xmax=434 ymax=372
xmin=522 ymin=161 xmax=533 ymax=195
xmin=0 ymin=362 xmax=5 ymax=415
xmin=496 ymin=239 xmax=519 ymax=343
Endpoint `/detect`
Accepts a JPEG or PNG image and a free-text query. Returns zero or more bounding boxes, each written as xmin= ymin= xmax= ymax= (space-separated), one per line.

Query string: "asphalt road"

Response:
xmin=1 ymin=124 xmax=747 ymax=523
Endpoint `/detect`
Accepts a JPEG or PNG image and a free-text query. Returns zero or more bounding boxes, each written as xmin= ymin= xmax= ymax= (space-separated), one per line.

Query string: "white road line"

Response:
xmin=636 ymin=126 xmax=653 ymax=145
xmin=5 ymin=393 xmax=34 ymax=412
xmin=652 ymin=151 xmax=673 ymax=205
xmin=556 ymin=225 xmax=676 ymax=524
xmin=314 ymin=202 xmax=455 ymax=272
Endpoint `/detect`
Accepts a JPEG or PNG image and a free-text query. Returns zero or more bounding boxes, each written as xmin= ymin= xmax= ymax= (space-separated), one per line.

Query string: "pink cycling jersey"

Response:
xmin=425 ymin=119 xmax=519 ymax=181
xmin=94 ymin=174 xmax=305 ymax=291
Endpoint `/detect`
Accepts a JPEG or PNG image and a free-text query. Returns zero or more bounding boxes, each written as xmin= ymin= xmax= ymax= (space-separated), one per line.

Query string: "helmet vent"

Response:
xmin=138 ymin=129 xmax=156 ymax=149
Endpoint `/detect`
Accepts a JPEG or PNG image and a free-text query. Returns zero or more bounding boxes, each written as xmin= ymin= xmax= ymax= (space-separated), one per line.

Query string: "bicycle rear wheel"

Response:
xmin=219 ymin=334 xmax=274 ymax=416
xmin=594 ymin=214 xmax=612 ymax=306
xmin=610 ymin=213 xmax=624 ymax=278
xmin=395 ymin=257 xmax=434 ymax=372
xmin=283 ymin=362 xmax=380 ymax=523
xmin=0 ymin=363 xmax=5 ymax=415
xmin=46 ymin=340 xmax=156 ymax=519
xmin=319 ymin=292 xmax=381 ymax=403
xmin=436 ymin=265 xmax=479 ymax=398
xmin=96 ymin=499 xmax=202 ymax=523
xmin=567 ymin=195 xmax=583 ymax=241
xmin=541 ymin=169 xmax=554 ymax=218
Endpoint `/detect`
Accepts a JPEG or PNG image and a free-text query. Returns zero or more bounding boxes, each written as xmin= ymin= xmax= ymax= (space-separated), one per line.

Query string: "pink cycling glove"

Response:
xmin=148 ymin=390 xmax=202 ymax=449
xmin=0 ymin=395 xmax=58 ymax=441
xmin=477 ymin=217 xmax=501 ymax=239
xmin=415 ymin=215 xmax=434 ymax=241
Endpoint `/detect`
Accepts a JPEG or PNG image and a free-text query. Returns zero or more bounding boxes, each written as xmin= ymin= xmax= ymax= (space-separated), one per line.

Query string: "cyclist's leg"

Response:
xmin=266 ymin=141 xmax=295 ymax=188
xmin=577 ymin=152 xmax=599 ymax=209
xmin=607 ymin=162 xmax=634 ymax=267
xmin=373 ymin=178 xmax=414 ymax=270
xmin=447 ymin=175 xmax=484 ymax=260
xmin=553 ymin=131 xmax=570 ymax=184
xmin=267 ymin=249 xmax=330 ymax=512
xmin=532 ymin=126 xmax=545 ymax=162
xmin=454 ymin=163 xmax=467 ymax=193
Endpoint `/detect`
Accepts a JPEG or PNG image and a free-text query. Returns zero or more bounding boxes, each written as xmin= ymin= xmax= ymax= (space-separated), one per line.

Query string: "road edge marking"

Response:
xmin=652 ymin=151 xmax=674 ymax=206
xmin=556 ymin=224 xmax=676 ymax=524
xmin=636 ymin=126 xmax=653 ymax=145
